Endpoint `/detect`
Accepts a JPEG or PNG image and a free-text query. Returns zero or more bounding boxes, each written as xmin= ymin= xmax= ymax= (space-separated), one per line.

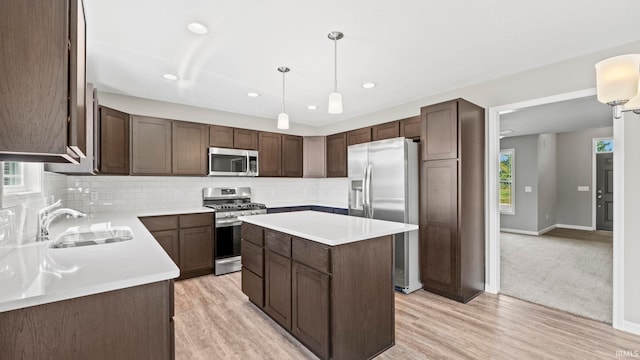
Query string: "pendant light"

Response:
xmin=595 ymin=54 xmax=640 ymax=119
xmin=328 ymin=31 xmax=344 ymax=114
xmin=277 ymin=67 xmax=290 ymax=129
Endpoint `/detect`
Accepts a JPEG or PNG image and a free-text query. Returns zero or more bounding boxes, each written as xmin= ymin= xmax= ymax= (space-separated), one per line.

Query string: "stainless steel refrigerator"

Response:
xmin=348 ymin=137 xmax=421 ymax=294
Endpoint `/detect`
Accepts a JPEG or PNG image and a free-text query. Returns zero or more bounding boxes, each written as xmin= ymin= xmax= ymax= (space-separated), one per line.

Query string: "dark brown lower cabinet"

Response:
xmin=0 ymin=280 xmax=174 ymax=360
xmin=264 ymin=250 xmax=292 ymax=330
xmin=179 ymin=226 xmax=213 ymax=277
xmin=241 ymin=223 xmax=394 ymax=360
xmin=292 ymin=262 xmax=330 ymax=359
xmin=152 ymin=229 xmax=180 ymax=266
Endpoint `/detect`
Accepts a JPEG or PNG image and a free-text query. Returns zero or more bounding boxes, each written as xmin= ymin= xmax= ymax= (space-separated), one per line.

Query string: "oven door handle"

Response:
xmin=216 ymin=220 xmax=242 ymax=227
xmin=216 ymin=258 xmax=241 ymax=265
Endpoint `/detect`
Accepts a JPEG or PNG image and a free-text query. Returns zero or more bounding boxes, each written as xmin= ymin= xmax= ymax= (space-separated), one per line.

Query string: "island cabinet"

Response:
xmin=0 ymin=280 xmax=175 ymax=360
xmin=0 ymin=0 xmax=87 ymax=163
xmin=240 ymin=222 xmax=394 ymax=360
xmin=326 ymin=132 xmax=347 ymax=177
xmin=140 ymin=212 xmax=214 ymax=280
xmin=419 ymin=99 xmax=485 ymax=303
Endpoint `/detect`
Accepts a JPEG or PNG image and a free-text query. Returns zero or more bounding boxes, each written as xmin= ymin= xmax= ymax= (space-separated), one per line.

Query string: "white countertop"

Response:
xmin=239 ymin=211 xmax=418 ymax=246
xmin=0 ymin=207 xmax=215 ymax=313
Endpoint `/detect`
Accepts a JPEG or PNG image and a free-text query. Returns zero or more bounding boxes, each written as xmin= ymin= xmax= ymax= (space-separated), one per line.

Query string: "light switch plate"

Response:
xmin=578 ymin=186 xmax=590 ymax=192
xmin=524 ymin=186 xmax=532 ymax=193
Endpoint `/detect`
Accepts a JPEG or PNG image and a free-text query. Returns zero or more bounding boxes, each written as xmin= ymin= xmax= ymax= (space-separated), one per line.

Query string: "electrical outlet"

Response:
xmin=546 ymin=214 xmax=550 ymax=220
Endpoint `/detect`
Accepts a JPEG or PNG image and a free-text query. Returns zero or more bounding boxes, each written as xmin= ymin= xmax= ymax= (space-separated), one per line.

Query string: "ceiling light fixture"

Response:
xmin=162 ymin=73 xmax=178 ymax=81
xmin=362 ymin=82 xmax=376 ymax=89
xmin=595 ymin=54 xmax=640 ymax=118
xmin=187 ymin=22 xmax=209 ymax=35
xmin=328 ymin=31 xmax=344 ymax=114
xmin=247 ymin=92 xmax=260 ymax=98
xmin=307 ymin=105 xmax=318 ymax=110
xmin=277 ymin=67 xmax=290 ymax=130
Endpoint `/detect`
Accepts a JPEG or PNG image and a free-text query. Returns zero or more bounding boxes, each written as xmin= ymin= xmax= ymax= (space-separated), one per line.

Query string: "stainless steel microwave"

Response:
xmin=208 ymin=148 xmax=259 ymax=176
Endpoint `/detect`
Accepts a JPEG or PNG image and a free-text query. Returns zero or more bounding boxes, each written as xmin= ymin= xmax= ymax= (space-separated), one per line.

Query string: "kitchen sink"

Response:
xmin=50 ymin=227 xmax=134 ymax=248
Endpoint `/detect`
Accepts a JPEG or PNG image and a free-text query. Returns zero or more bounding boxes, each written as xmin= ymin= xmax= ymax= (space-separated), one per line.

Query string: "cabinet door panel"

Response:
xmin=399 ymin=116 xmax=421 ymax=139
xmin=292 ymin=262 xmax=330 ymax=359
xmin=282 ymin=135 xmax=303 ymax=177
xmin=151 ymin=230 xmax=179 ymax=267
xmin=422 ymin=101 xmax=458 ymax=160
xmin=372 ymin=122 xmax=399 ymax=141
xmin=99 ymin=107 xmax=130 ymax=174
xmin=420 ymin=160 xmax=458 ymax=292
xmin=68 ymin=0 xmax=87 ymax=158
xmin=179 ymin=226 xmax=213 ymax=274
xmin=131 ymin=116 xmax=172 ymax=175
xmin=347 ymin=127 xmax=372 ymax=146
xmin=172 ymin=121 xmax=208 ymax=175
xmin=326 ymin=133 xmax=347 ymax=177
xmin=303 ymin=136 xmax=326 ymax=177
xmin=234 ymin=129 xmax=258 ymax=150
xmin=241 ymin=239 xmax=264 ymax=277
xmin=209 ymin=125 xmax=234 ymax=148
xmin=258 ymin=132 xmax=282 ymax=177
xmin=242 ymin=267 xmax=264 ymax=308
xmin=265 ymin=250 xmax=291 ymax=330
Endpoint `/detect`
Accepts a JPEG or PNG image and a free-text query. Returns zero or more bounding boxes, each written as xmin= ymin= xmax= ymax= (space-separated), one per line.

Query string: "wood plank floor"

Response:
xmin=174 ymin=273 xmax=640 ymax=360
xmin=545 ymin=228 xmax=613 ymax=243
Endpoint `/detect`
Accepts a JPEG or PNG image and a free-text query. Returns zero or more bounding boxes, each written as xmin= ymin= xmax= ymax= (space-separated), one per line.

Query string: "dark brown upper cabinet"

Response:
xmin=234 ymin=128 xmax=258 ymax=150
xmin=421 ymin=101 xmax=458 ymax=160
xmin=282 ymin=135 xmax=303 ymax=177
xmin=209 ymin=125 xmax=234 ymax=148
xmin=130 ymin=116 xmax=172 ymax=175
xmin=0 ymin=0 xmax=86 ymax=163
xmin=346 ymin=127 xmax=372 ymax=146
xmin=326 ymin=132 xmax=347 ymax=178
xmin=210 ymin=125 xmax=258 ymax=150
xmin=172 ymin=121 xmax=209 ymax=175
xmin=99 ymin=106 xmax=130 ymax=175
xmin=399 ymin=115 xmax=421 ymax=139
xmin=258 ymin=132 xmax=283 ymax=177
xmin=372 ymin=121 xmax=400 ymax=141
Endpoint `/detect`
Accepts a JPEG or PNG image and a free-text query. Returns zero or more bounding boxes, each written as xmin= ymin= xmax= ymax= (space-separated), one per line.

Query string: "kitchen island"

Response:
xmin=238 ymin=211 xmax=418 ymax=360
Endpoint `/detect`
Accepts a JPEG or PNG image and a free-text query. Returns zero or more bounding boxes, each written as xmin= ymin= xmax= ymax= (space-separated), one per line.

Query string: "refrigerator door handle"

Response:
xmin=362 ymin=165 xmax=369 ymax=217
xmin=365 ymin=163 xmax=373 ymax=218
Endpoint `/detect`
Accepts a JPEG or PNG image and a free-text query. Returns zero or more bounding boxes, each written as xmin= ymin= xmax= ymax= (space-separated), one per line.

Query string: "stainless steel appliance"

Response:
xmin=348 ymin=137 xmax=420 ymax=294
xmin=203 ymin=187 xmax=267 ymax=275
xmin=208 ymin=147 xmax=259 ymax=176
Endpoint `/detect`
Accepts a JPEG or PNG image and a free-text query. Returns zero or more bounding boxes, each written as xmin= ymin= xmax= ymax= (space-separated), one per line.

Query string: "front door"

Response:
xmin=596 ymin=153 xmax=613 ymax=231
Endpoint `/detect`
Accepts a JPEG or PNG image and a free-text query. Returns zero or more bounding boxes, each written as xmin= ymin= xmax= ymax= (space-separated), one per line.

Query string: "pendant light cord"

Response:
xmin=333 ymin=38 xmax=338 ymax=92
xmin=282 ymin=70 xmax=286 ymax=113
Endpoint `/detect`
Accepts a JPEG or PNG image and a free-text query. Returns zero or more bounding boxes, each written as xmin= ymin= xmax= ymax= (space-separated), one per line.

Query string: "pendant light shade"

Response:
xmin=623 ymin=77 xmax=640 ymax=111
xmin=328 ymin=92 xmax=343 ymax=114
xmin=595 ymin=54 xmax=640 ymax=118
xmin=277 ymin=67 xmax=290 ymax=130
xmin=328 ymin=31 xmax=344 ymax=114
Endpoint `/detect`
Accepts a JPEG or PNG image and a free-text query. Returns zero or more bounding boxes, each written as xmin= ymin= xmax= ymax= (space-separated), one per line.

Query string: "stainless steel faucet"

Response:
xmin=36 ymin=200 xmax=87 ymax=241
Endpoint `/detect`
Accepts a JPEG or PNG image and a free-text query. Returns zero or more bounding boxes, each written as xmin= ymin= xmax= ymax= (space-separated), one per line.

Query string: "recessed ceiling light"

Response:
xmin=187 ymin=22 xmax=208 ymax=35
xmin=362 ymin=82 xmax=376 ymax=89
xmin=307 ymin=105 xmax=318 ymax=110
xmin=247 ymin=92 xmax=260 ymax=98
xmin=162 ymin=73 xmax=178 ymax=81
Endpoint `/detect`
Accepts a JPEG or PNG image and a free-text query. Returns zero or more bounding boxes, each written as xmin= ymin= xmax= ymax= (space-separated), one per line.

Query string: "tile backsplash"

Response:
xmin=56 ymin=173 xmax=348 ymax=213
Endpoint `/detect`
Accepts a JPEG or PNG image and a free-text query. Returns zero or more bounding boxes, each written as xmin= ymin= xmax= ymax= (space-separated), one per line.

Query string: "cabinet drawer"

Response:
xmin=241 ymin=223 xmax=264 ymax=246
xmin=139 ymin=215 xmax=179 ymax=232
xmin=179 ymin=213 xmax=213 ymax=228
xmin=265 ymin=229 xmax=292 ymax=257
xmin=242 ymin=267 xmax=264 ymax=308
xmin=241 ymin=239 xmax=264 ymax=277
xmin=292 ymin=237 xmax=331 ymax=274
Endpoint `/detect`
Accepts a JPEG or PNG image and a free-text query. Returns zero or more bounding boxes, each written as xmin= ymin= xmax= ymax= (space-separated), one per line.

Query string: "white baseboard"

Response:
xmin=538 ymin=224 xmax=557 ymax=235
xmin=616 ymin=320 xmax=640 ymax=336
xmin=556 ymin=224 xmax=595 ymax=231
xmin=500 ymin=228 xmax=539 ymax=236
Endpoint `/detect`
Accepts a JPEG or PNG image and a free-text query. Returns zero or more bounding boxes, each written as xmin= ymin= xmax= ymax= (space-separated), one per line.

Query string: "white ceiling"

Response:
xmin=500 ymin=95 xmax=613 ymax=137
xmin=84 ymin=0 xmax=640 ymax=127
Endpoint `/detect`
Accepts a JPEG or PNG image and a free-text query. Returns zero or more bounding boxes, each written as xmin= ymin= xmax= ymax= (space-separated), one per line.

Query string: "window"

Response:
xmin=595 ymin=139 xmax=614 ymax=153
xmin=3 ymin=162 xmax=25 ymax=191
xmin=499 ymin=149 xmax=515 ymax=214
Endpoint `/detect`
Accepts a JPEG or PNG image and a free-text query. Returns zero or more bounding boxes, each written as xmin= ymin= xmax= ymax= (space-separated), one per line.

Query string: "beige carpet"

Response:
xmin=500 ymin=229 xmax=613 ymax=323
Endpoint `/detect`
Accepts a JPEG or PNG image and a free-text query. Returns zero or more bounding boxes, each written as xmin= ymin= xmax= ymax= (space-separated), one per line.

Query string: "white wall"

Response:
xmin=537 ymin=133 xmax=557 ymax=231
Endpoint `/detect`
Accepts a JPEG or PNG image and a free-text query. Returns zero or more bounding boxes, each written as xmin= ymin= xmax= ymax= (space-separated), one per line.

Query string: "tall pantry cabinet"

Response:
xmin=419 ymin=99 xmax=485 ymax=303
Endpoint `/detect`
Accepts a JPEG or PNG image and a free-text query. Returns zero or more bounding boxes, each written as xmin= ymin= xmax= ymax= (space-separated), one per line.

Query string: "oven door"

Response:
xmin=214 ymin=220 xmax=242 ymax=275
